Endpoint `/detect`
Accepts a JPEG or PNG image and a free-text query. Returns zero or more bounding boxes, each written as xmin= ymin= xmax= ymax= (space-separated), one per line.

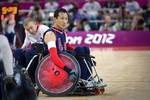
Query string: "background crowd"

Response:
xmin=0 ymin=0 xmax=150 ymax=47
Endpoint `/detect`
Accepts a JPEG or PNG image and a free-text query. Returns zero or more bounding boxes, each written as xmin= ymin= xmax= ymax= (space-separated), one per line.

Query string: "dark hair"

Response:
xmin=54 ymin=8 xmax=70 ymax=19
xmin=137 ymin=19 xmax=144 ymax=25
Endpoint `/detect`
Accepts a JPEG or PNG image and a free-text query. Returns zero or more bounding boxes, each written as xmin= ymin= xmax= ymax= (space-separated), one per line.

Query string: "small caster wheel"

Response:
xmin=95 ymin=88 xmax=100 ymax=95
xmin=99 ymin=88 xmax=105 ymax=94
xmin=34 ymin=84 xmax=40 ymax=96
xmin=95 ymin=88 xmax=105 ymax=95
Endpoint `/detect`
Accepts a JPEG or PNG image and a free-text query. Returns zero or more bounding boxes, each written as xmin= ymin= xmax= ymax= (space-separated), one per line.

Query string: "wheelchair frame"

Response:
xmin=25 ymin=51 xmax=106 ymax=96
xmin=74 ymin=54 xmax=106 ymax=95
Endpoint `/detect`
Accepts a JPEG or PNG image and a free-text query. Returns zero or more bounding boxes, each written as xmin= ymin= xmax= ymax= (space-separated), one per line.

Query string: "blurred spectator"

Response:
xmin=64 ymin=1 xmax=83 ymax=31
xmin=113 ymin=17 xmax=122 ymax=31
xmin=1 ymin=13 xmax=16 ymax=47
xmin=99 ymin=15 xmax=116 ymax=32
xmin=81 ymin=18 xmax=91 ymax=32
xmin=44 ymin=0 xmax=59 ymax=12
xmin=96 ymin=10 xmax=104 ymax=28
xmin=104 ymin=0 xmax=119 ymax=20
xmin=72 ymin=20 xmax=83 ymax=32
xmin=68 ymin=2 xmax=82 ymax=21
xmin=117 ymin=5 xmax=130 ymax=30
xmin=12 ymin=0 xmax=26 ymax=48
xmin=131 ymin=12 xmax=144 ymax=30
xmin=72 ymin=18 xmax=91 ymax=32
xmin=105 ymin=0 xmax=119 ymax=9
xmin=134 ymin=19 xmax=147 ymax=31
xmin=68 ymin=5 xmax=83 ymax=31
xmin=15 ymin=11 xmax=27 ymax=48
xmin=143 ymin=0 xmax=150 ymax=30
xmin=82 ymin=0 xmax=101 ymax=19
xmin=44 ymin=0 xmax=59 ymax=26
xmin=62 ymin=0 xmax=75 ymax=11
xmin=5 ymin=0 xmax=14 ymax=2
xmin=28 ymin=2 xmax=46 ymax=23
xmin=125 ymin=0 xmax=141 ymax=15
xmin=96 ymin=10 xmax=104 ymax=21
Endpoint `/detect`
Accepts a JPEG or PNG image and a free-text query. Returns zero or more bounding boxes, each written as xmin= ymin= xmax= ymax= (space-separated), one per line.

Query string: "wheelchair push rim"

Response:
xmin=35 ymin=52 xmax=80 ymax=96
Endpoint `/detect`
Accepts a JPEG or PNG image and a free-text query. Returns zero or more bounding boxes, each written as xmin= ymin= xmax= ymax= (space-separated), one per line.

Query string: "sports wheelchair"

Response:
xmin=25 ymin=43 xmax=107 ymax=96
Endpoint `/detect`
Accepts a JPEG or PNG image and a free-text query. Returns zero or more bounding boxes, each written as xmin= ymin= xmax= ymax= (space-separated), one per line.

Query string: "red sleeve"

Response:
xmin=48 ymin=47 xmax=65 ymax=69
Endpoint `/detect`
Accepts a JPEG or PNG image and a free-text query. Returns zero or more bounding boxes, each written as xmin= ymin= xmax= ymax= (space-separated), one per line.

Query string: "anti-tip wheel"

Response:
xmin=95 ymin=88 xmax=105 ymax=95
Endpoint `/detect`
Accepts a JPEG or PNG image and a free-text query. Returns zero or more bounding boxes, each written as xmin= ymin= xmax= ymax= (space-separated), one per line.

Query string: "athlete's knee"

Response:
xmin=83 ymin=46 xmax=90 ymax=55
xmin=74 ymin=46 xmax=90 ymax=55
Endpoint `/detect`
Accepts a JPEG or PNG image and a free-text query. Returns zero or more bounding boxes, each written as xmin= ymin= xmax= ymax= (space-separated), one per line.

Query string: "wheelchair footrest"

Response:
xmin=68 ymin=86 xmax=103 ymax=96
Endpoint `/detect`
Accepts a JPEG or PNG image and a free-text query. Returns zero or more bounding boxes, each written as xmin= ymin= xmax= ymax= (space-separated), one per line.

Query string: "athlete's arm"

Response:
xmin=21 ymin=30 xmax=30 ymax=49
xmin=44 ymin=31 xmax=65 ymax=69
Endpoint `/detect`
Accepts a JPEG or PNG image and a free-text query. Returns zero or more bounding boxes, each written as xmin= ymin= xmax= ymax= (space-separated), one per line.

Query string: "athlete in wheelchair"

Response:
xmin=0 ymin=34 xmax=37 ymax=100
xmin=14 ymin=8 xmax=107 ymax=96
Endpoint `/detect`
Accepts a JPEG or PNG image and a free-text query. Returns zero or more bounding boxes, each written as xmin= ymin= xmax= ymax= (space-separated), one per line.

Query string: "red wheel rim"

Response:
xmin=37 ymin=54 xmax=78 ymax=94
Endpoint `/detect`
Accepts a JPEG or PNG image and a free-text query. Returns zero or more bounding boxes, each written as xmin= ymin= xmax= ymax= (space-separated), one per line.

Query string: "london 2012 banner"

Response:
xmin=67 ymin=31 xmax=150 ymax=48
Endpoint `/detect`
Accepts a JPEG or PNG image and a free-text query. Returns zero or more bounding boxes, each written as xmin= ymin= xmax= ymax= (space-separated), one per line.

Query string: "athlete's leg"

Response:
xmin=74 ymin=46 xmax=91 ymax=80
xmin=14 ymin=48 xmax=26 ymax=67
xmin=0 ymin=35 xmax=14 ymax=76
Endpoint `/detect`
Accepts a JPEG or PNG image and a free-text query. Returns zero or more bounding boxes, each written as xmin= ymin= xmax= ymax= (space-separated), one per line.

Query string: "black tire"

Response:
xmin=0 ymin=60 xmax=8 ymax=100
xmin=35 ymin=51 xmax=80 ymax=96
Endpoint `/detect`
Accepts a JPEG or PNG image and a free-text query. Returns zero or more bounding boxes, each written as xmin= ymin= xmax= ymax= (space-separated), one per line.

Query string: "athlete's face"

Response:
xmin=54 ymin=12 xmax=69 ymax=30
xmin=24 ymin=22 xmax=37 ymax=35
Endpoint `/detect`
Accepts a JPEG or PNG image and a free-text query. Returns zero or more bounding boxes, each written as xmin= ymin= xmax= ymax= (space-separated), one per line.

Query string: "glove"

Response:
xmin=68 ymin=70 xmax=78 ymax=82
xmin=4 ymin=75 xmax=16 ymax=87
xmin=64 ymin=66 xmax=78 ymax=82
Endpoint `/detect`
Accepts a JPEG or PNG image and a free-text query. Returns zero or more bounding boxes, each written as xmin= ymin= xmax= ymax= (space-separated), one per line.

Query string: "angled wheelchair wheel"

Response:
xmin=0 ymin=60 xmax=8 ymax=100
xmin=35 ymin=52 xmax=80 ymax=96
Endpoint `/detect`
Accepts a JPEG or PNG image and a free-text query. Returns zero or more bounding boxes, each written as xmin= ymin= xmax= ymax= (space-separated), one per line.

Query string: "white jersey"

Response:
xmin=21 ymin=24 xmax=49 ymax=49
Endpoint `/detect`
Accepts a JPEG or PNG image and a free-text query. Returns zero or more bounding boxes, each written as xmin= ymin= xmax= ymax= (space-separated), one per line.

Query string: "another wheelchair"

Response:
xmin=0 ymin=59 xmax=37 ymax=100
xmin=25 ymin=43 xmax=107 ymax=96
xmin=0 ymin=60 xmax=8 ymax=100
